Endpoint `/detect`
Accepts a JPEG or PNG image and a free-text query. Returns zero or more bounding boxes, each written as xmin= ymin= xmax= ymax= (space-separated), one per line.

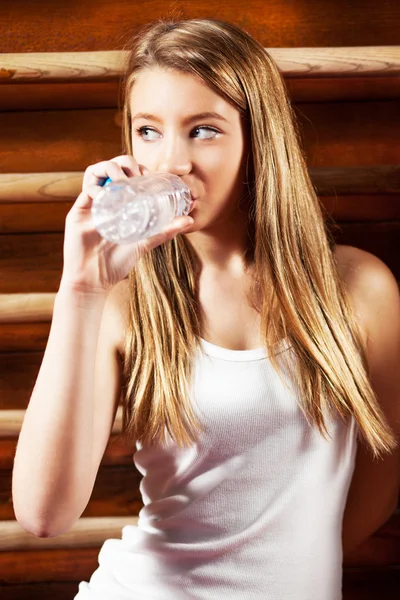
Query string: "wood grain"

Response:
xmin=1 ymin=102 xmax=399 ymax=173
xmin=1 ymin=0 xmax=400 ymax=52
xmin=0 ymin=464 xmax=143 ymax=521
xmin=2 ymin=47 xmax=399 ymax=84
xmin=2 ymin=77 xmax=400 ymax=112
xmin=1 ymin=167 xmax=399 ymax=203
xmin=1 ymin=569 xmax=399 ymax=600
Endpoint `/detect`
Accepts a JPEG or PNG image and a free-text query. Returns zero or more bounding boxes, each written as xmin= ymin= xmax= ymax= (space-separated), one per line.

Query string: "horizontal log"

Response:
xmin=1 ymin=550 xmax=398 ymax=591
xmin=0 ymin=516 xmax=136 ymax=551
xmin=0 ymin=407 xmax=123 ymax=438
xmin=2 ymin=47 xmax=399 ymax=85
xmin=0 ymin=196 xmax=399 ymax=235
xmin=0 ymin=172 xmax=83 ymax=203
xmin=2 ymin=103 xmax=400 ymax=174
xmin=0 ymin=226 xmax=399 ymax=295
xmin=309 ymin=166 xmax=400 ymax=196
xmin=0 ymin=581 xmax=84 ymax=600
xmin=0 ymin=81 xmax=120 ymax=111
xmin=1 ymin=167 xmax=399 ymax=205
xmin=0 ymin=51 xmax=123 ymax=83
xmin=0 ymin=108 xmax=121 ymax=174
xmin=2 ymin=77 xmax=400 ymax=112
xmin=0 ymin=433 xmax=132 ymax=471
xmin=1 ymin=463 xmax=143 ymax=521
xmin=0 ymin=294 xmax=55 ymax=323
xmin=0 ymin=528 xmax=398 ymax=595
xmin=0 ymin=233 xmax=64 ymax=294
xmin=292 ymin=101 xmax=400 ymax=167
xmin=0 ymin=322 xmax=50 ymax=352
xmin=286 ymin=76 xmax=400 ymax=103
xmin=2 ymin=570 xmax=395 ymax=600
xmin=0 ymin=201 xmax=72 ymax=234
xmin=2 ymin=0 xmax=400 ymax=54
xmin=0 ymin=513 xmax=398 ymax=558
xmin=337 ymin=221 xmax=400 ymax=278
xmin=323 ymin=195 xmax=400 ymax=221
xmin=2 ymin=196 xmax=398 ymax=236
xmin=343 ymin=568 xmax=400 ymax=600
xmin=0 ymin=547 xmax=104 ymax=585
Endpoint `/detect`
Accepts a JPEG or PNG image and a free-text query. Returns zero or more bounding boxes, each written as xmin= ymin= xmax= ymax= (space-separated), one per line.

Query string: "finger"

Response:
xmin=109 ymin=155 xmax=142 ymax=178
xmin=74 ymin=184 xmax=102 ymax=209
xmin=83 ymin=160 xmax=132 ymax=190
xmin=138 ymin=217 xmax=194 ymax=253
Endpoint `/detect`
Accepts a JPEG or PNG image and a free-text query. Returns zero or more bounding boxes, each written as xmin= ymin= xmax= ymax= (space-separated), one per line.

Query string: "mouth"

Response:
xmin=189 ymin=195 xmax=197 ymax=211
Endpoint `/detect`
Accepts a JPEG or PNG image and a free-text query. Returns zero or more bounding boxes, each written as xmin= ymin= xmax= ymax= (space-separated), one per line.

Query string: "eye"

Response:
xmin=134 ymin=126 xmax=160 ymax=141
xmin=191 ymin=126 xmax=220 ymax=139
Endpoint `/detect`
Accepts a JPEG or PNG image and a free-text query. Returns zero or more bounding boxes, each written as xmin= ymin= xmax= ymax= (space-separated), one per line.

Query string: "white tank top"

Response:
xmin=75 ymin=337 xmax=358 ymax=600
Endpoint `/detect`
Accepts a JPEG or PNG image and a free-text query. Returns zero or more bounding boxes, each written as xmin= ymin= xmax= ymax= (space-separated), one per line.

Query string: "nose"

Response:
xmin=156 ymin=135 xmax=192 ymax=176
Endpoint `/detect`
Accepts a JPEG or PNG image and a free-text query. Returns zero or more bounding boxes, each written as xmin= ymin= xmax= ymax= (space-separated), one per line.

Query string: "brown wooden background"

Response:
xmin=0 ymin=0 xmax=399 ymax=598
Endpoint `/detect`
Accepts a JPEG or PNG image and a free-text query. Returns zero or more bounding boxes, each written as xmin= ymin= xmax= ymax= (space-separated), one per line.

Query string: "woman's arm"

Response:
xmin=340 ymin=248 xmax=400 ymax=558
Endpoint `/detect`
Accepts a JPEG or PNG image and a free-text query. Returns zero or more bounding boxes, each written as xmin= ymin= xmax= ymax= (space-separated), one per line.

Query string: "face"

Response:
xmin=129 ymin=68 xmax=250 ymax=233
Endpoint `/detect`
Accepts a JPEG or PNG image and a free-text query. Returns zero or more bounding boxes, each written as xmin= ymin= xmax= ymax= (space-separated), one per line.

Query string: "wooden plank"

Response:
xmin=1 ymin=167 xmax=399 ymax=203
xmin=0 ymin=434 xmax=132 ymax=470
xmin=0 ymin=581 xmax=82 ymax=600
xmin=0 ymin=223 xmax=399 ymax=295
xmin=335 ymin=221 xmax=400 ymax=278
xmin=1 ymin=102 xmax=399 ymax=173
xmin=0 ymin=81 xmax=120 ymax=111
xmin=0 ymin=547 xmax=99 ymax=584
xmin=0 ymin=322 xmax=50 ymax=352
xmin=2 ymin=76 xmax=400 ymax=112
xmin=0 ymin=463 xmax=143 ymax=521
xmin=322 ymin=196 xmax=400 ymax=221
xmin=0 ymin=546 xmax=398 ymax=588
xmin=343 ymin=567 xmax=400 ymax=600
xmin=0 ymin=295 xmax=55 ymax=324
xmin=1 ymin=0 xmax=400 ymax=52
xmin=1 ymin=512 xmax=399 ymax=556
xmin=309 ymin=166 xmax=400 ymax=196
xmin=0 ymin=173 xmax=82 ymax=203
xmin=0 ymin=408 xmax=123 ymax=437
xmin=2 ymin=47 xmax=399 ymax=84
xmin=293 ymin=101 xmax=400 ymax=167
xmin=3 ymin=572 xmax=398 ymax=600
xmin=286 ymin=76 xmax=400 ymax=103
xmin=0 ymin=516 xmax=137 ymax=551
xmin=0 ymin=233 xmax=64 ymax=293
xmin=0 ymin=109 xmax=121 ymax=174
xmin=1 ymin=196 xmax=399 ymax=235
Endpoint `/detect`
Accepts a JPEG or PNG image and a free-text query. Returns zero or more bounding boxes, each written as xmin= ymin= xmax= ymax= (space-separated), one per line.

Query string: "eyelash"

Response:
xmin=134 ymin=125 xmax=220 ymax=140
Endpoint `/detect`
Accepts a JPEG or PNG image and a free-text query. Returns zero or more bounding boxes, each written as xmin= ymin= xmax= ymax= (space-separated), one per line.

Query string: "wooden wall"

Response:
xmin=0 ymin=1 xmax=399 ymax=598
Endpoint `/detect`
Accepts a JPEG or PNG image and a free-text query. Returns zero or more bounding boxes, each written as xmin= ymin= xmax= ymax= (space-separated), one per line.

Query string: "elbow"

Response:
xmin=14 ymin=513 xmax=54 ymax=538
xmin=12 ymin=482 xmax=88 ymax=538
xmin=15 ymin=512 xmax=77 ymax=538
xmin=13 ymin=500 xmax=79 ymax=538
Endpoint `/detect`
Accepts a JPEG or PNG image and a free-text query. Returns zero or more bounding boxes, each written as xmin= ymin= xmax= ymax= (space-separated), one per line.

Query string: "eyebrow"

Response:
xmin=131 ymin=111 xmax=229 ymax=125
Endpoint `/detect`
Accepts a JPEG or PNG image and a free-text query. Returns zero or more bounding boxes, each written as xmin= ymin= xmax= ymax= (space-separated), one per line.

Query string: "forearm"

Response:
xmin=12 ymin=285 xmax=107 ymax=536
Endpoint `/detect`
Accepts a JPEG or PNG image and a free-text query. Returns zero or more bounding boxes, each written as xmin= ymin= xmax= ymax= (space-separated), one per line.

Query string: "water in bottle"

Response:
xmin=91 ymin=173 xmax=193 ymax=244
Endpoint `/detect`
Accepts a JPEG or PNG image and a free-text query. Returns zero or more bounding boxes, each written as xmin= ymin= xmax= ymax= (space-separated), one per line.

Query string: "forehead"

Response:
xmin=129 ymin=68 xmax=238 ymax=121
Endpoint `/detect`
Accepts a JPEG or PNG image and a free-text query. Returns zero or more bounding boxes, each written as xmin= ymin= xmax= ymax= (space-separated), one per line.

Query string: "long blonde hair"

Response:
xmin=117 ymin=18 xmax=397 ymax=458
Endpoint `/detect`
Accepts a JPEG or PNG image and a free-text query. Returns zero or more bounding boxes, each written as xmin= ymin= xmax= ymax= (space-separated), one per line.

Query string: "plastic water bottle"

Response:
xmin=91 ymin=172 xmax=192 ymax=244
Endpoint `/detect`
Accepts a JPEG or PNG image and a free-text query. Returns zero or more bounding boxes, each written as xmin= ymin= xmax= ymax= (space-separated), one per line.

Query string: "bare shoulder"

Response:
xmin=104 ymin=278 xmax=130 ymax=357
xmin=333 ymin=244 xmax=400 ymax=344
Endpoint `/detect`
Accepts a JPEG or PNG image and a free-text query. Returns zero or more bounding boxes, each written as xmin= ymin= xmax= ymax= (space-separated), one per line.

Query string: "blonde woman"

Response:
xmin=13 ymin=18 xmax=399 ymax=600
